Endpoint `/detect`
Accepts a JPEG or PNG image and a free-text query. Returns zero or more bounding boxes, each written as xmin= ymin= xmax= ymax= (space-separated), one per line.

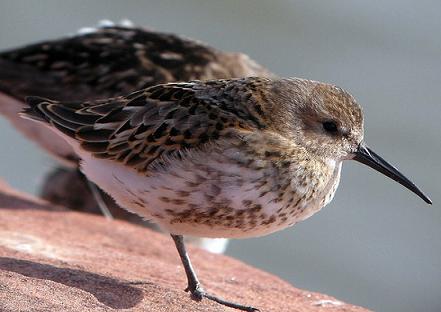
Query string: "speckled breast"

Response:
xmin=80 ymin=138 xmax=340 ymax=239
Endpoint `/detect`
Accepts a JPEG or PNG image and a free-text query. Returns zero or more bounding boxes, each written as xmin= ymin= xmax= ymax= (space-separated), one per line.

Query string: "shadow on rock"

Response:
xmin=0 ymin=257 xmax=144 ymax=309
xmin=0 ymin=192 xmax=61 ymax=211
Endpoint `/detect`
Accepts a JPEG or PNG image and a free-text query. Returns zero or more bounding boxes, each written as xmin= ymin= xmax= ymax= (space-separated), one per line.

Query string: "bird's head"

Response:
xmin=268 ymin=78 xmax=431 ymax=204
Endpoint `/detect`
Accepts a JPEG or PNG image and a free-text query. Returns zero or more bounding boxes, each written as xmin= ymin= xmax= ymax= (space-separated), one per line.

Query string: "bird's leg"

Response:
xmin=87 ymin=180 xmax=114 ymax=220
xmin=170 ymin=234 xmax=259 ymax=312
xmin=79 ymin=171 xmax=114 ymax=220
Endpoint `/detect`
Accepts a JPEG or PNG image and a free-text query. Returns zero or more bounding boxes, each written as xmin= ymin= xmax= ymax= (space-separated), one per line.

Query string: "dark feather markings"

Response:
xmin=96 ymin=108 xmax=132 ymax=124
xmin=25 ymin=97 xmax=82 ymax=131
xmin=76 ymin=127 xmax=115 ymax=142
xmin=23 ymin=78 xmax=269 ymax=172
xmin=81 ymin=141 xmax=109 ymax=153
xmin=49 ymin=105 xmax=99 ymax=125
xmin=1 ymin=25 xmax=273 ymax=103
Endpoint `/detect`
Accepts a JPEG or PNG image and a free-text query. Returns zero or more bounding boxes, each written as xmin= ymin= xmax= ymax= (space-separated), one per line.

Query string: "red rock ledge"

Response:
xmin=0 ymin=180 xmax=370 ymax=312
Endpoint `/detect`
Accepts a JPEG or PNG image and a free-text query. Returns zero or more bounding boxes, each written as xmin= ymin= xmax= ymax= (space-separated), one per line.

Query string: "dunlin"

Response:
xmin=0 ymin=22 xmax=272 ymax=233
xmin=22 ymin=77 xmax=431 ymax=311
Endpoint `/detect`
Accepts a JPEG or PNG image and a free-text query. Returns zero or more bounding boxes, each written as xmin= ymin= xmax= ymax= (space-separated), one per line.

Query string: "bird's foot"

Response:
xmin=186 ymin=282 xmax=259 ymax=311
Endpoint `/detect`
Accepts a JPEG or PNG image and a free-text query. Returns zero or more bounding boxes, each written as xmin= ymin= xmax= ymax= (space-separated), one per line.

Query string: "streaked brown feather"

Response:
xmin=24 ymin=77 xmax=272 ymax=172
xmin=1 ymin=25 xmax=273 ymax=102
xmin=1 ymin=24 xmax=274 ymax=166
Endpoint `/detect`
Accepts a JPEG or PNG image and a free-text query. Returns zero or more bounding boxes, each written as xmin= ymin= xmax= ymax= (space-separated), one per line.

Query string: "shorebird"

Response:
xmin=21 ymin=77 xmax=431 ymax=311
xmin=0 ymin=21 xmax=272 ymax=246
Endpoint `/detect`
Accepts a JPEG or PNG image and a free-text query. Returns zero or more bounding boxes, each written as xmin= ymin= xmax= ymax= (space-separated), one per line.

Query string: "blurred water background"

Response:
xmin=0 ymin=1 xmax=440 ymax=311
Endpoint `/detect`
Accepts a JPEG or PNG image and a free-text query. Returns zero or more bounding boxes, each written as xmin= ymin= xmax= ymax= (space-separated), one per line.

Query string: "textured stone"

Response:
xmin=0 ymin=180 xmax=370 ymax=311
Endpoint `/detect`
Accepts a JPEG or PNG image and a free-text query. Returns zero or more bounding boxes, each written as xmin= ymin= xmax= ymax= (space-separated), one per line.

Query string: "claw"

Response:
xmin=172 ymin=234 xmax=258 ymax=311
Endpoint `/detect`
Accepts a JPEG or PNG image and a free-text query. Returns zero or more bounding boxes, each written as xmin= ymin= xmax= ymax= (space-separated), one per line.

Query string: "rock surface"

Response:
xmin=0 ymin=180 xmax=370 ymax=312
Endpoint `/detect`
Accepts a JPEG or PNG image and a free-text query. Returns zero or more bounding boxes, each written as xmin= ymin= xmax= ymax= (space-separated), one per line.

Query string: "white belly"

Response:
xmin=79 ymin=148 xmax=302 ymax=239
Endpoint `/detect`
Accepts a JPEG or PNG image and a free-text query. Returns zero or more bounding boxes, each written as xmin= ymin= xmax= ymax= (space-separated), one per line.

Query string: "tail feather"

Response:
xmin=21 ymin=96 xmax=52 ymax=122
xmin=22 ymin=96 xmax=83 ymax=138
xmin=22 ymin=96 xmax=118 ymax=142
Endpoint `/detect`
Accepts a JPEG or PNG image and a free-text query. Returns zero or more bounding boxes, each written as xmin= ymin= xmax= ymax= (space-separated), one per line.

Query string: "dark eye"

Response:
xmin=322 ymin=121 xmax=338 ymax=134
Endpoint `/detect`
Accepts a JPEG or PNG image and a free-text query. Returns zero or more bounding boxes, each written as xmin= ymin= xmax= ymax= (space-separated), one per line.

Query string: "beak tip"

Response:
xmin=423 ymin=196 xmax=432 ymax=205
xmin=413 ymin=188 xmax=432 ymax=205
xmin=354 ymin=143 xmax=433 ymax=206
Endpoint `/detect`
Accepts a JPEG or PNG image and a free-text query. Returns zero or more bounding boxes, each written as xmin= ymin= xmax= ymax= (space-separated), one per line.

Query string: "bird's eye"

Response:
xmin=322 ymin=121 xmax=339 ymax=134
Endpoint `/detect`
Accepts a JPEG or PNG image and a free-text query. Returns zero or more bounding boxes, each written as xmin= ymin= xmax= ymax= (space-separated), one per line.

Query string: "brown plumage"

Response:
xmin=23 ymin=77 xmax=363 ymax=175
xmin=0 ymin=23 xmax=273 ymax=163
xmin=0 ymin=24 xmax=272 ymax=101
xmin=25 ymin=78 xmax=270 ymax=170
xmin=21 ymin=77 xmax=363 ymax=237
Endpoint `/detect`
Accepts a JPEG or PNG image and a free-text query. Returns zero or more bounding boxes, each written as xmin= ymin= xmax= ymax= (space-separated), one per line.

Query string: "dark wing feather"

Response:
xmin=1 ymin=25 xmax=273 ymax=102
xmin=24 ymin=78 xmax=269 ymax=172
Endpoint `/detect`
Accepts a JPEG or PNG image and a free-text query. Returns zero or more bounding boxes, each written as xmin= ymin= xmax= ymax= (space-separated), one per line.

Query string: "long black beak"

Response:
xmin=353 ymin=143 xmax=432 ymax=204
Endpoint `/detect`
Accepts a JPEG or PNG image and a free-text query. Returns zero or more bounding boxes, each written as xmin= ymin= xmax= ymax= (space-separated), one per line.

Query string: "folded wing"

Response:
xmin=23 ymin=79 xmax=267 ymax=172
